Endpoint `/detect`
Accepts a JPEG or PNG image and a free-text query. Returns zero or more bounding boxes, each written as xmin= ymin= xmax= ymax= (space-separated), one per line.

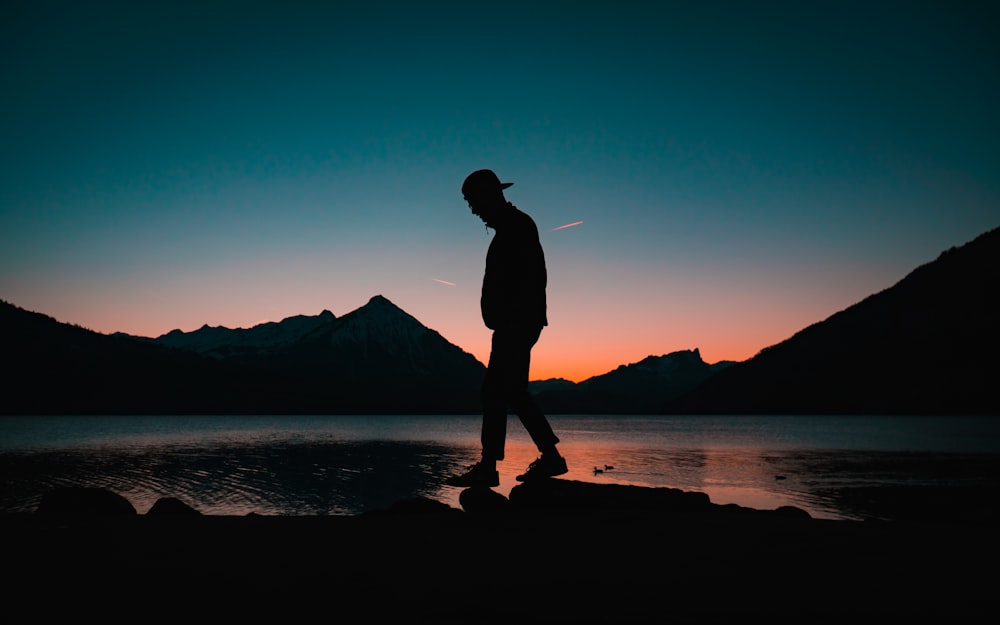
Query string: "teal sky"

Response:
xmin=2 ymin=0 xmax=997 ymax=381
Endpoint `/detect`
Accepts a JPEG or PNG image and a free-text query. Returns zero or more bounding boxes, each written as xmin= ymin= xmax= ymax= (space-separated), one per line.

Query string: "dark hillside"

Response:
xmin=666 ymin=227 xmax=1000 ymax=415
xmin=1 ymin=296 xmax=484 ymax=415
xmin=1 ymin=301 xmax=267 ymax=414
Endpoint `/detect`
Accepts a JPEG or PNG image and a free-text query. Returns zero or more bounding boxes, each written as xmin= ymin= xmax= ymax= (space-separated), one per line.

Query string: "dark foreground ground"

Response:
xmin=4 ymin=479 xmax=997 ymax=622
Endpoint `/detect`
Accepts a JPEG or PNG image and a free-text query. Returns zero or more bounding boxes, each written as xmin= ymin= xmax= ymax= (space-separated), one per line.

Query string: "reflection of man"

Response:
xmin=446 ymin=169 xmax=568 ymax=487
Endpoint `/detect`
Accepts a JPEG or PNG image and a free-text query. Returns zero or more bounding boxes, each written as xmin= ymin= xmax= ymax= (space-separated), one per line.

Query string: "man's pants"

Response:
xmin=480 ymin=326 xmax=559 ymax=461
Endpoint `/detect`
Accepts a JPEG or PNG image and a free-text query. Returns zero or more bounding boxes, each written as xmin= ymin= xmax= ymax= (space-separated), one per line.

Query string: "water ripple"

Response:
xmin=0 ymin=440 xmax=472 ymax=516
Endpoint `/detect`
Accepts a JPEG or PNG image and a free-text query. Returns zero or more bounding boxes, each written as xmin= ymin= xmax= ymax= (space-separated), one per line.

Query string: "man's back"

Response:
xmin=481 ymin=203 xmax=547 ymax=331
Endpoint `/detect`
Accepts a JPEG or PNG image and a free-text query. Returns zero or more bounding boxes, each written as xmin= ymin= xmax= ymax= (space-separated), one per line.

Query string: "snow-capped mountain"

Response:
xmin=142 ymin=294 xmax=488 ymax=413
xmin=147 ymin=295 xmax=483 ymax=378
xmin=153 ymin=310 xmax=337 ymax=357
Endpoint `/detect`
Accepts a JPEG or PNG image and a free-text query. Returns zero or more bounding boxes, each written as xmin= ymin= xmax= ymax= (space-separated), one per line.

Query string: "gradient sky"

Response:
xmin=2 ymin=1 xmax=997 ymax=383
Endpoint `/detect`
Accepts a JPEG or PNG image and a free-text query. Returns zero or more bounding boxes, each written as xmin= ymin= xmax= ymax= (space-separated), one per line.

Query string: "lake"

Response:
xmin=2 ymin=414 xmax=998 ymax=521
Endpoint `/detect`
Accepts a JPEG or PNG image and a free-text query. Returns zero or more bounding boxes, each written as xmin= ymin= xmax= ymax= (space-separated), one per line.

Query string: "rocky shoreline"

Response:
xmin=5 ymin=479 xmax=996 ymax=619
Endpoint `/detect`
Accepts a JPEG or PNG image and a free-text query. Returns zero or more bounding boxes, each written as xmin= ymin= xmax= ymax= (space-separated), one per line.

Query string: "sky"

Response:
xmin=2 ymin=1 xmax=998 ymax=383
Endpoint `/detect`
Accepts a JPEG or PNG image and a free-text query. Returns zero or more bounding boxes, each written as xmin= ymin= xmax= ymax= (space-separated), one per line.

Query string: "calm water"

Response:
xmin=2 ymin=414 xmax=999 ymax=521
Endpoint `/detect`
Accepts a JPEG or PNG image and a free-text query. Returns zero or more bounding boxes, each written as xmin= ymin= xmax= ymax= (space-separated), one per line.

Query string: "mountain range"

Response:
xmin=3 ymin=226 xmax=997 ymax=415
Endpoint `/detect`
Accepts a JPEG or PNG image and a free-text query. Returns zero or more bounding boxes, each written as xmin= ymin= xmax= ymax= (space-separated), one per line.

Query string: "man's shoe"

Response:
xmin=516 ymin=454 xmax=568 ymax=482
xmin=445 ymin=462 xmax=499 ymax=488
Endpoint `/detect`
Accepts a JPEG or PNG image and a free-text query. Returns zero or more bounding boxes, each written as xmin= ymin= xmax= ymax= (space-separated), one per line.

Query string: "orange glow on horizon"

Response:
xmin=495 ymin=340 xmax=765 ymax=383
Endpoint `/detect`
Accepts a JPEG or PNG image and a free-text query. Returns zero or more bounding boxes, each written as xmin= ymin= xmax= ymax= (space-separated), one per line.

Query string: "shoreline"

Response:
xmin=5 ymin=481 xmax=997 ymax=618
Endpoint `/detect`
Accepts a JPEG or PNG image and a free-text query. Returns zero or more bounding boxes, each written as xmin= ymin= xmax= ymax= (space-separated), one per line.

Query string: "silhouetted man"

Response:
xmin=446 ymin=169 xmax=568 ymax=487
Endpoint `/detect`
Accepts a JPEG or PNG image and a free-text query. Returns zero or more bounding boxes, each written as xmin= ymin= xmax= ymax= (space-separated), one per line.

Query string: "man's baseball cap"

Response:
xmin=462 ymin=169 xmax=513 ymax=195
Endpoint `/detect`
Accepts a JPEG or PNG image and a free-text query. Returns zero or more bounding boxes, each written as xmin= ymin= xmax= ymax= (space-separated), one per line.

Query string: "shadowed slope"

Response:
xmin=666 ymin=227 xmax=1000 ymax=415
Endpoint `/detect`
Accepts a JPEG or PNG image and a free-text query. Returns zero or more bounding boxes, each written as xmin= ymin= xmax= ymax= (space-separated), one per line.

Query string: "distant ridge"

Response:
xmin=3 ymin=227 xmax=997 ymax=415
xmin=531 ymin=349 xmax=736 ymax=414
xmin=665 ymin=227 xmax=1000 ymax=415
xmin=1 ymin=295 xmax=485 ymax=414
xmin=151 ymin=310 xmax=338 ymax=356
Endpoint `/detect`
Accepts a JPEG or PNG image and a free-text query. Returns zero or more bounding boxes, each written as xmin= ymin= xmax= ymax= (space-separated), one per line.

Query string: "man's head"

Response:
xmin=462 ymin=169 xmax=513 ymax=196
xmin=463 ymin=169 xmax=512 ymax=225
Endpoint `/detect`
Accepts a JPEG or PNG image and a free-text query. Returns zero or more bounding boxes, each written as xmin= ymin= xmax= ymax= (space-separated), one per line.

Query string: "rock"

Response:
xmin=508 ymin=478 xmax=712 ymax=514
xmin=362 ymin=496 xmax=465 ymax=519
xmin=774 ymin=505 xmax=812 ymax=520
xmin=35 ymin=487 xmax=137 ymax=518
xmin=458 ymin=486 xmax=511 ymax=515
xmin=386 ymin=496 xmax=463 ymax=517
xmin=147 ymin=497 xmax=202 ymax=516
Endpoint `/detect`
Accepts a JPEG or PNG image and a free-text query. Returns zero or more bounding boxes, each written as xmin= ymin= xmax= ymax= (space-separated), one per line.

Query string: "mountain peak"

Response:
xmin=331 ymin=294 xmax=426 ymax=347
xmin=363 ymin=294 xmax=399 ymax=311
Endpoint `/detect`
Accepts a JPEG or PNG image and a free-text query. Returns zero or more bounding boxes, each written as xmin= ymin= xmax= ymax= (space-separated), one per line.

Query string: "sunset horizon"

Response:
xmin=7 ymin=221 xmax=996 ymax=383
xmin=3 ymin=2 xmax=996 ymax=385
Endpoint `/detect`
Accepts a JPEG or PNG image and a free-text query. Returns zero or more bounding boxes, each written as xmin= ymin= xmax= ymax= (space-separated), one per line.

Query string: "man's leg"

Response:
xmin=512 ymin=391 xmax=559 ymax=452
xmin=498 ymin=326 xmax=560 ymax=452
xmin=442 ymin=349 xmax=505 ymax=487
xmin=479 ymin=331 xmax=511 ymax=461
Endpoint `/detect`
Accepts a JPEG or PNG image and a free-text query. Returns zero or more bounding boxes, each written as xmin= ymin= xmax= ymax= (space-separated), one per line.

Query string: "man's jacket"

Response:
xmin=481 ymin=203 xmax=548 ymax=331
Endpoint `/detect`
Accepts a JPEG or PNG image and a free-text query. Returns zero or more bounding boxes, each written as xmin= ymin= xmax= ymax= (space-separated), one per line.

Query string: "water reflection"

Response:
xmin=0 ymin=440 xmax=476 ymax=515
xmin=3 ymin=415 xmax=998 ymax=522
